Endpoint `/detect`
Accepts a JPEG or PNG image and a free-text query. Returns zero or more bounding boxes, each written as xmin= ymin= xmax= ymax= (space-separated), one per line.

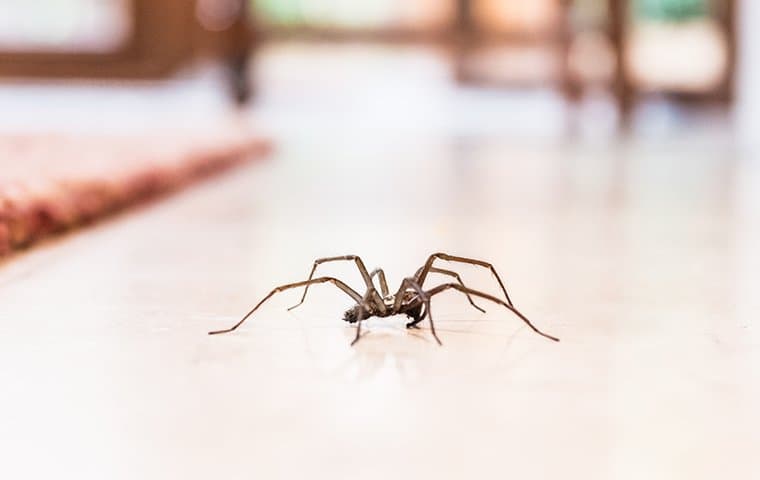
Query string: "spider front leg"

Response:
xmin=209 ymin=277 xmax=363 ymax=335
xmin=414 ymin=266 xmax=486 ymax=313
xmin=416 ymin=252 xmax=515 ymax=307
xmin=393 ymin=277 xmax=440 ymax=345
xmin=424 ymin=283 xmax=559 ymax=342
xmin=287 ymin=255 xmax=385 ymax=313
xmin=369 ymin=268 xmax=389 ymax=297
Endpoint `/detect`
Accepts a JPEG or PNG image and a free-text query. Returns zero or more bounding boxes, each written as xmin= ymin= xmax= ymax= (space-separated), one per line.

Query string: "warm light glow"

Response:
xmin=472 ymin=0 xmax=560 ymax=35
xmin=396 ymin=0 xmax=455 ymax=30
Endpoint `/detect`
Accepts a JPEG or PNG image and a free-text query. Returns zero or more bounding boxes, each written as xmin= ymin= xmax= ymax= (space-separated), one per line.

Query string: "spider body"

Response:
xmin=342 ymin=292 xmax=424 ymax=325
xmin=209 ymin=252 xmax=559 ymax=345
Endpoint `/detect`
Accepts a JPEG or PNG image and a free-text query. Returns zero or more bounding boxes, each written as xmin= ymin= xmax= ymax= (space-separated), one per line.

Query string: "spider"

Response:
xmin=208 ymin=252 xmax=559 ymax=345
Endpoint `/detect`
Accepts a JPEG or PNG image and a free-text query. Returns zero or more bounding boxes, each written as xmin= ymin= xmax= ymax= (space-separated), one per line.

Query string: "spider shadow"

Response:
xmin=313 ymin=320 xmax=438 ymax=381
xmin=325 ymin=316 xmax=535 ymax=381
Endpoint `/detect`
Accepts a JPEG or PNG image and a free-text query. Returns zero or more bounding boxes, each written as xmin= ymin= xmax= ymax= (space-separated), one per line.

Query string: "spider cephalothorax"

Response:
xmin=210 ymin=253 xmax=559 ymax=346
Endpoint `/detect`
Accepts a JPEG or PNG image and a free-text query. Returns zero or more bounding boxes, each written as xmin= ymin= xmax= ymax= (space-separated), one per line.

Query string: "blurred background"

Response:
xmin=0 ymin=0 xmax=757 ymax=139
xmin=2 ymin=3 xmax=759 ymax=479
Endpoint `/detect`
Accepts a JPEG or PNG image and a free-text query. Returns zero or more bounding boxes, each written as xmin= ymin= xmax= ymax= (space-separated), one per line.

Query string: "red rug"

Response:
xmin=0 ymin=130 xmax=270 ymax=257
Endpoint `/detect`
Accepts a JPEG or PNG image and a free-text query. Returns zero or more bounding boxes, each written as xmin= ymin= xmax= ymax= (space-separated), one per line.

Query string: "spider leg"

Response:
xmin=414 ymin=266 xmax=486 ymax=313
xmin=393 ymin=277 xmax=441 ymax=345
xmin=369 ymin=268 xmax=390 ymax=297
xmin=416 ymin=252 xmax=515 ymax=307
xmin=209 ymin=277 xmax=363 ymax=335
xmin=287 ymin=255 xmax=385 ymax=313
xmin=425 ymin=283 xmax=559 ymax=342
xmin=350 ymin=293 xmax=372 ymax=346
xmin=424 ymin=296 xmax=442 ymax=346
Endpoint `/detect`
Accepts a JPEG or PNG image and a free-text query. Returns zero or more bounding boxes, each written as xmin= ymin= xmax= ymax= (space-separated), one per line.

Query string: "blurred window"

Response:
xmin=634 ymin=0 xmax=709 ymax=21
xmin=0 ymin=0 xmax=131 ymax=53
xmin=626 ymin=0 xmax=729 ymax=93
xmin=251 ymin=0 xmax=454 ymax=31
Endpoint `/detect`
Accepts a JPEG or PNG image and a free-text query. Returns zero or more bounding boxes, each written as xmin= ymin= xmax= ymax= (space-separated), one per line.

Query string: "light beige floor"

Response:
xmin=0 ymin=133 xmax=758 ymax=479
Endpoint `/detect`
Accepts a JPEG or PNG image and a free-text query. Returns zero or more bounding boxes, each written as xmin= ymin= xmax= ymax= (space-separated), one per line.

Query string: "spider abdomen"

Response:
xmin=342 ymin=305 xmax=367 ymax=324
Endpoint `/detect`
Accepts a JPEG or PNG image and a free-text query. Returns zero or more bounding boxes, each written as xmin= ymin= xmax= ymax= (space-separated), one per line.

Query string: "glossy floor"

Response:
xmin=0 ymin=133 xmax=758 ymax=479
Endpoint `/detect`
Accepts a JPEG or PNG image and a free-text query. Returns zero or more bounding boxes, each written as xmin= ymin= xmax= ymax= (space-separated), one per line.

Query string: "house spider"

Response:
xmin=209 ymin=253 xmax=559 ymax=345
